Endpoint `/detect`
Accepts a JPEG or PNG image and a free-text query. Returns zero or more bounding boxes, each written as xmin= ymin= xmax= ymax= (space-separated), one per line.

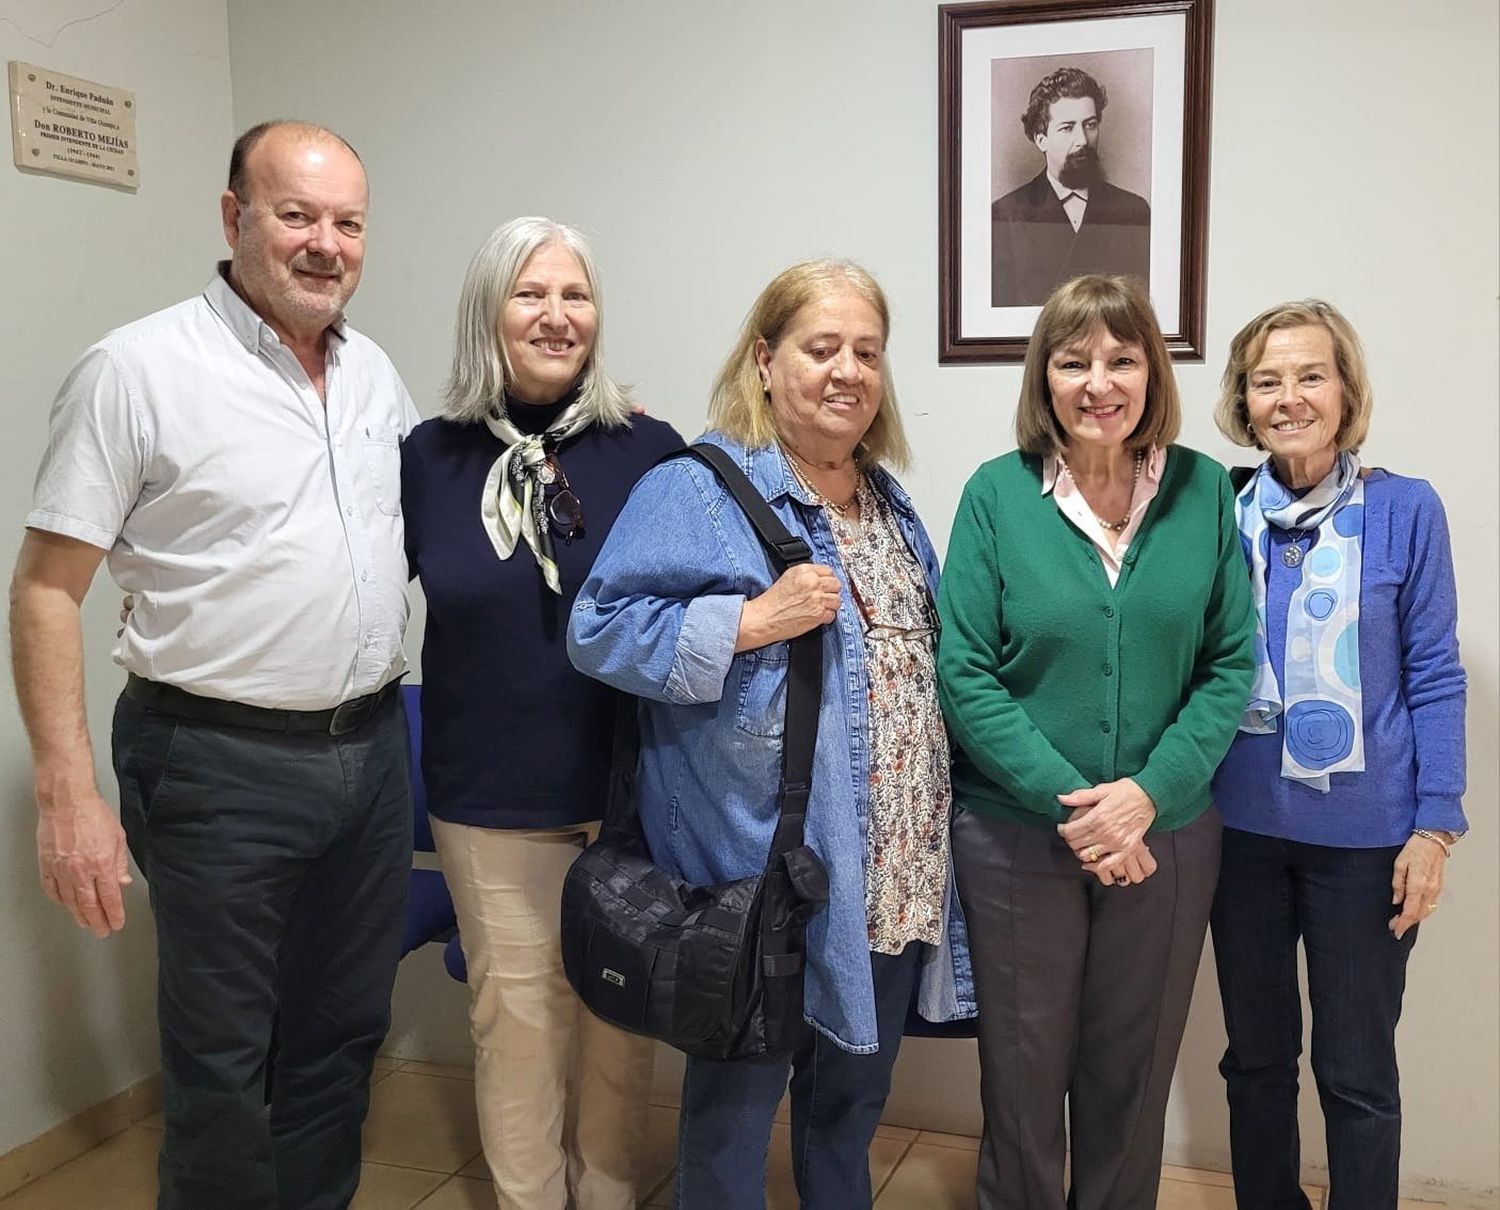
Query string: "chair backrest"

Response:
xmin=402 ymin=683 xmax=436 ymax=853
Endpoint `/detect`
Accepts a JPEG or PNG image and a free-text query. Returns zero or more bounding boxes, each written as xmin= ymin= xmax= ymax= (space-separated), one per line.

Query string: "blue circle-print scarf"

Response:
xmin=1236 ymin=453 xmax=1365 ymax=792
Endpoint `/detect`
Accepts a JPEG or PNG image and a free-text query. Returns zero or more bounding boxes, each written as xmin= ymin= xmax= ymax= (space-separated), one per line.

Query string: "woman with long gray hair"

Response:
xmin=401 ymin=216 xmax=682 ymax=1208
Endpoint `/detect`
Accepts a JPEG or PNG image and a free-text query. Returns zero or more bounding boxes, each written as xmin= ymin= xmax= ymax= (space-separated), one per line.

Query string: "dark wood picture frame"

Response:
xmin=938 ymin=0 xmax=1214 ymax=363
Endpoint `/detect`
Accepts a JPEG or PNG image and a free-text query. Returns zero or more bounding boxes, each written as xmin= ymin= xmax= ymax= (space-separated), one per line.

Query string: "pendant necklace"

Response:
xmin=1283 ymin=528 xmax=1308 ymax=568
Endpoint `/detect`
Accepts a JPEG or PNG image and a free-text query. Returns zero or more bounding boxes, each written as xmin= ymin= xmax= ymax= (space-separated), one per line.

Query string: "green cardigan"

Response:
xmin=937 ymin=446 xmax=1255 ymax=833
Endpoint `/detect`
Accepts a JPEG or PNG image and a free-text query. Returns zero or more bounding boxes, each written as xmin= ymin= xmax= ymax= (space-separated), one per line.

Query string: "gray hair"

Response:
xmin=441 ymin=216 xmax=633 ymax=426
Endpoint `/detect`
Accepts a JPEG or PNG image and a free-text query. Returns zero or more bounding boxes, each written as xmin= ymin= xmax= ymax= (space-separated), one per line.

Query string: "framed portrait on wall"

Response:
xmin=938 ymin=0 xmax=1214 ymax=362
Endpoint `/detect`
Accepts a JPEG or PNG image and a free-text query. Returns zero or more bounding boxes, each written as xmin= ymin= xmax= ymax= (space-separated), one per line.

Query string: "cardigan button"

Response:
xmin=1103 ymin=606 xmax=1115 ymax=618
xmin=1103 ymin=663 xmax=1113 ymax=676
xmin=1100 ymin=721 xmax=1112 ymax=733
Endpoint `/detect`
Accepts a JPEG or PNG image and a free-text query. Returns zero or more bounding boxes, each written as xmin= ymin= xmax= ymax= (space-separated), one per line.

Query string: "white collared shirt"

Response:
xmin=1047 ymin=172 xmax=1089 ymax=232
xmin=1042 ymin=446 xmax=1166 ymax=586
xmin=27 ymin=268 xmax=420 ymax=709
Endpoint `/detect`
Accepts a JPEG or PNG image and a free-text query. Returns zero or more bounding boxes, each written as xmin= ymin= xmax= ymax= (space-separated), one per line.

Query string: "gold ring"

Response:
xmin=1084 ymin=845 xmax=1102 ymax=863
xmin=1426 ymin=901 xmax=1439 ymax=912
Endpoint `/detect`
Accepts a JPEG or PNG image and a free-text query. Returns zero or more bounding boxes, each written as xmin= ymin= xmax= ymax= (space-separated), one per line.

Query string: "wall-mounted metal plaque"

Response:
xmin=9 ymin=61 xmax=139 ymax=190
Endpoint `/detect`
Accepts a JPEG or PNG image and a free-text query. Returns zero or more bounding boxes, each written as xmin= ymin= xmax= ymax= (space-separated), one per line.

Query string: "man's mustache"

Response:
xmin=290 ymin=255 xmax=342 ymax=278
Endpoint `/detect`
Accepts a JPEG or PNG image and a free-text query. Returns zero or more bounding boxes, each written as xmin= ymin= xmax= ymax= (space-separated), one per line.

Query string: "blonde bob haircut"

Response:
xmin=1214 ymin=299 xmax=1372 ymax=452
xmin=1014 ymin=275 xmax=1181 ymax=456
xmin=707 ymin=259 xmax=911 ymax=471
xmin=442 ymin=216 xmax=633 ymax=427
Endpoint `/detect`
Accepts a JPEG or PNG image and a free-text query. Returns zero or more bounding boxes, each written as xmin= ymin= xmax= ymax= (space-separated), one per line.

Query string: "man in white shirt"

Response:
xmin=990 ymin=66 xmax=1153 ymax=307
xmin=10 ymin=120 xmax=419 ymax=1209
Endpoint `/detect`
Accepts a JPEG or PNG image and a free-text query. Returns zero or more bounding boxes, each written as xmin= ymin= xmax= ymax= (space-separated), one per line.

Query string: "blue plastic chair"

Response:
xmin=400 ymin=684 xmax=468 ymax=983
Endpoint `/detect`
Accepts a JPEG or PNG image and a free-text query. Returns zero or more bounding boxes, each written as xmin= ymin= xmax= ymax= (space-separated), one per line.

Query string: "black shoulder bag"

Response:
xmin=560 ymin=442 xmax=831 ymax=1062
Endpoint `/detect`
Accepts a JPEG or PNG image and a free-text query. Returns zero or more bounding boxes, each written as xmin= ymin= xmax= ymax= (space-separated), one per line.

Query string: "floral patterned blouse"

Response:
xmin=825 ymin=475 xmax=953 ymax=954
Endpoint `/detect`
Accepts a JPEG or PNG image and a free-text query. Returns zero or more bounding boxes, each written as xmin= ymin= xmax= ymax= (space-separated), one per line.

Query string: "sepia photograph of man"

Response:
xmin=991 ymin=64 xmax=1152 ymax=307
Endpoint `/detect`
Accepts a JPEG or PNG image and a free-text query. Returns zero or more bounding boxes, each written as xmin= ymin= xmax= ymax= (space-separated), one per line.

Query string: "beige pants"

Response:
xmin=432 ymin=817 xmax=655 ymax=1210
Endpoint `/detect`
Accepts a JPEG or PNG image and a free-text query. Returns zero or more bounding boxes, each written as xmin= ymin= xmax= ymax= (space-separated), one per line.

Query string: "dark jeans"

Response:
xmin=674 ymin=943 xmax=922 ymax=1210
xmin=1210 ymin=828 xmax=1416 ymax=1210
xmin=114 ymin=690 xmax=411 ymax=1210
xmin=954 ymin=805 xmax=1222 ymax=1210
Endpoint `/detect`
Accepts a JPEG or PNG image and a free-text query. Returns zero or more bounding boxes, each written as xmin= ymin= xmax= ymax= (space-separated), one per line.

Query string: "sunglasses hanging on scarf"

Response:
xmin=539 ymin=454 xmax=585 ymax=545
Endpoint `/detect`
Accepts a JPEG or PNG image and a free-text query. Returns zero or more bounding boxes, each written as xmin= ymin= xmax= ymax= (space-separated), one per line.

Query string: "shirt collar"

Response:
xmin=204 ymin=261 xmax=347 ymax=353
xmin=1041 ymin=445 xmax=1166 ymax=496
xmin=1046 ymin=173 xmax=1089 ymax=204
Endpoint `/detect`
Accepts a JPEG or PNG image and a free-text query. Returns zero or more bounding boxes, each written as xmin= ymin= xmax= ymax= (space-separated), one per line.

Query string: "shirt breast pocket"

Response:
xmin=362 ymin=423 xmax=401 ymax=517
xmin=734 ymin=643 xmax=790 ymax=739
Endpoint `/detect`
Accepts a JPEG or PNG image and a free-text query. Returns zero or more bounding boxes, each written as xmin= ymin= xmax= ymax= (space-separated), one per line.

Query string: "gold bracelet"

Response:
xmin=1412 ymin=829 xmax=1453 ymax=857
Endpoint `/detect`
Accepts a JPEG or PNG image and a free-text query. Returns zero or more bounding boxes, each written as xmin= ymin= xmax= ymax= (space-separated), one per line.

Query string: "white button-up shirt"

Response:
xmin=27 ymin=268 xmax=420 ymax=709
xmin=1047 ymin=172 xmax=1089 ymax=232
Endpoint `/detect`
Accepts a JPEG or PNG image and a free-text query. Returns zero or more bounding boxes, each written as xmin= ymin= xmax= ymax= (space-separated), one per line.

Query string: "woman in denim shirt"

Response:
xmin=568 ymin=259 xmax=974 ymax=1209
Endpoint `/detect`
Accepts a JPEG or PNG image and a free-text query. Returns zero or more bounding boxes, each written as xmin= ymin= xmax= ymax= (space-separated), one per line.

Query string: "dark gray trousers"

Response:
xmin=953 ymin=805 xmax=1221 ymax=1210
xmin=114 ymin=690 xmax=411 ymax=1210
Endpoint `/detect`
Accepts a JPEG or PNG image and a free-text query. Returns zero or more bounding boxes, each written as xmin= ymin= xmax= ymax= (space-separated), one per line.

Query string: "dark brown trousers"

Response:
xmin=953 ymin=805 xmax=1222 ymax=1210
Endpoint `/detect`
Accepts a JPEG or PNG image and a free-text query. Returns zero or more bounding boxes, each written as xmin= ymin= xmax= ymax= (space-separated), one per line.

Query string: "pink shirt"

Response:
xmin=1041 ymin=446 xmax=1166 ymax=587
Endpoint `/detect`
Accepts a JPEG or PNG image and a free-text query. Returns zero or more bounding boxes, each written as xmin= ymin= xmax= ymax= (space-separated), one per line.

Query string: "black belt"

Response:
xmin=124 ymin=674 xmax=400 ymax=737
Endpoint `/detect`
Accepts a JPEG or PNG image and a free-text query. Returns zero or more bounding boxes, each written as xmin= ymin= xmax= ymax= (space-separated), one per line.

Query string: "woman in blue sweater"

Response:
xmin=401 ymin=217 xmax=682 ymax=1209
xmin=1211 ymin=299 xmax=1467 ymax=1210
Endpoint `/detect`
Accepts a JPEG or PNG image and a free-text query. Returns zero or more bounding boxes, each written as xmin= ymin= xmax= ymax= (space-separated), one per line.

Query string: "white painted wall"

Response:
xmin=222 ymin=0 xmax=1499 ymax=1200
xmin=0 ymin=0 xmax=235 ymax=1156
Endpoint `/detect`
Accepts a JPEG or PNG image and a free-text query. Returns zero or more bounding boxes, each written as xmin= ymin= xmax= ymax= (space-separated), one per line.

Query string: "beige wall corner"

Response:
xmin=0 ymin=0 xmax=235 ymax=1162
xmin=0 ymin=1074 xmax=160 ymax=1200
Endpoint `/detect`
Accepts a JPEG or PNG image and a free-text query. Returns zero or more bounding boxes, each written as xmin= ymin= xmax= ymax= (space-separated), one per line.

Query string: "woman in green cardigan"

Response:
xmin=937 ymin=275 xmax=1255 ymax=1210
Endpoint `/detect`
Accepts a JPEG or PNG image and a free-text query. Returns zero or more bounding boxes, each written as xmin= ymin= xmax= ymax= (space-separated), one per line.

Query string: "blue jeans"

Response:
xmin=115 ymin=691 xmax=411 ymax=1210
xmin=674 ymin=944 xmax=921 ymax=1210
xmin=1210 ymin=828 xmax=1416 ymax=1210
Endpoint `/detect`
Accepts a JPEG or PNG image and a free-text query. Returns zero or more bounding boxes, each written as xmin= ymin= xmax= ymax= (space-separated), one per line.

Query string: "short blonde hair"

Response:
xmin=1214 ymin=299 xmax=1372 ymax=451
xmin=706 ymin=259 xmax=911 ymax=471
xmin=1014 ymin=275 xmax=1181 ymax=456
xmin=442 ymin=216 xmax=632 ymax=426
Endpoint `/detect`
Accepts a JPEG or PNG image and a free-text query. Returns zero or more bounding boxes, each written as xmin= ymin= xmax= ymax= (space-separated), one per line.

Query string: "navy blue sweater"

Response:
xmin=401 ymin=402 xmax=684 ymax=829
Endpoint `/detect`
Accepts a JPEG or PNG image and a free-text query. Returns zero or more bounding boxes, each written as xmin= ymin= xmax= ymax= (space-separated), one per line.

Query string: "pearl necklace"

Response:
xmin=1057 ymin=449 xmax=1144 ymax=533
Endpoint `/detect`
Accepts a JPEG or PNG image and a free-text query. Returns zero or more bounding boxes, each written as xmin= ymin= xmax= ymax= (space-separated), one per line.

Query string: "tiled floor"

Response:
xmin=0 ymin=1059 xmax=1447 ymax=1209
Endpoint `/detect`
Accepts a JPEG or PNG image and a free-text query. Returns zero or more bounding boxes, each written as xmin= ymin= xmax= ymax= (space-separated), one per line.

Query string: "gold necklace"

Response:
xmin=1057 ymin=449 xmax=1144 ymax=532
xmin=785 ymin=447 xmax=859 ymax=514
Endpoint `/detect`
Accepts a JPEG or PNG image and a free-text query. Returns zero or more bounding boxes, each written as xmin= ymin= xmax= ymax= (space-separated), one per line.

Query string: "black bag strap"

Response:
xmin=681 ymin=444 xmax=814 ymax=570
xmin=678 ymin=445 xmax=823 ymax=860
xmin=605 ymin=443 xmax=824 ymax=861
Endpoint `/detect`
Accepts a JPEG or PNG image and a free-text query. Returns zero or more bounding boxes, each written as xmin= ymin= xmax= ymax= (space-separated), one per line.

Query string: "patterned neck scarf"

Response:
xmin=1236 ymin=452 xmax=1365 ymax=791
xmin=480 ymin=388 xmax=590 ymax=593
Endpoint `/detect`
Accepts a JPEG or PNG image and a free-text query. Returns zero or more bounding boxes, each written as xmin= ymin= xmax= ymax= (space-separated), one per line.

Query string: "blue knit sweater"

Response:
xmin=1212 ymin=469 xmax=1467 ymax=847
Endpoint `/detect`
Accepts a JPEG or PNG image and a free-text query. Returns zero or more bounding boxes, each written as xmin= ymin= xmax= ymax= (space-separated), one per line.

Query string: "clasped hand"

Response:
xmin=1057 ymin=777 xmax=1158 ymax=886
xmin=735 ymin=563 xmax=841 ymax=652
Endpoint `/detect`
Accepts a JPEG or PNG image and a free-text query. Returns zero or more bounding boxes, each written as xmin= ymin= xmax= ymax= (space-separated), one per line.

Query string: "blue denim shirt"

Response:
xmin=567 ymin=433 xmax=975 ymax=1054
